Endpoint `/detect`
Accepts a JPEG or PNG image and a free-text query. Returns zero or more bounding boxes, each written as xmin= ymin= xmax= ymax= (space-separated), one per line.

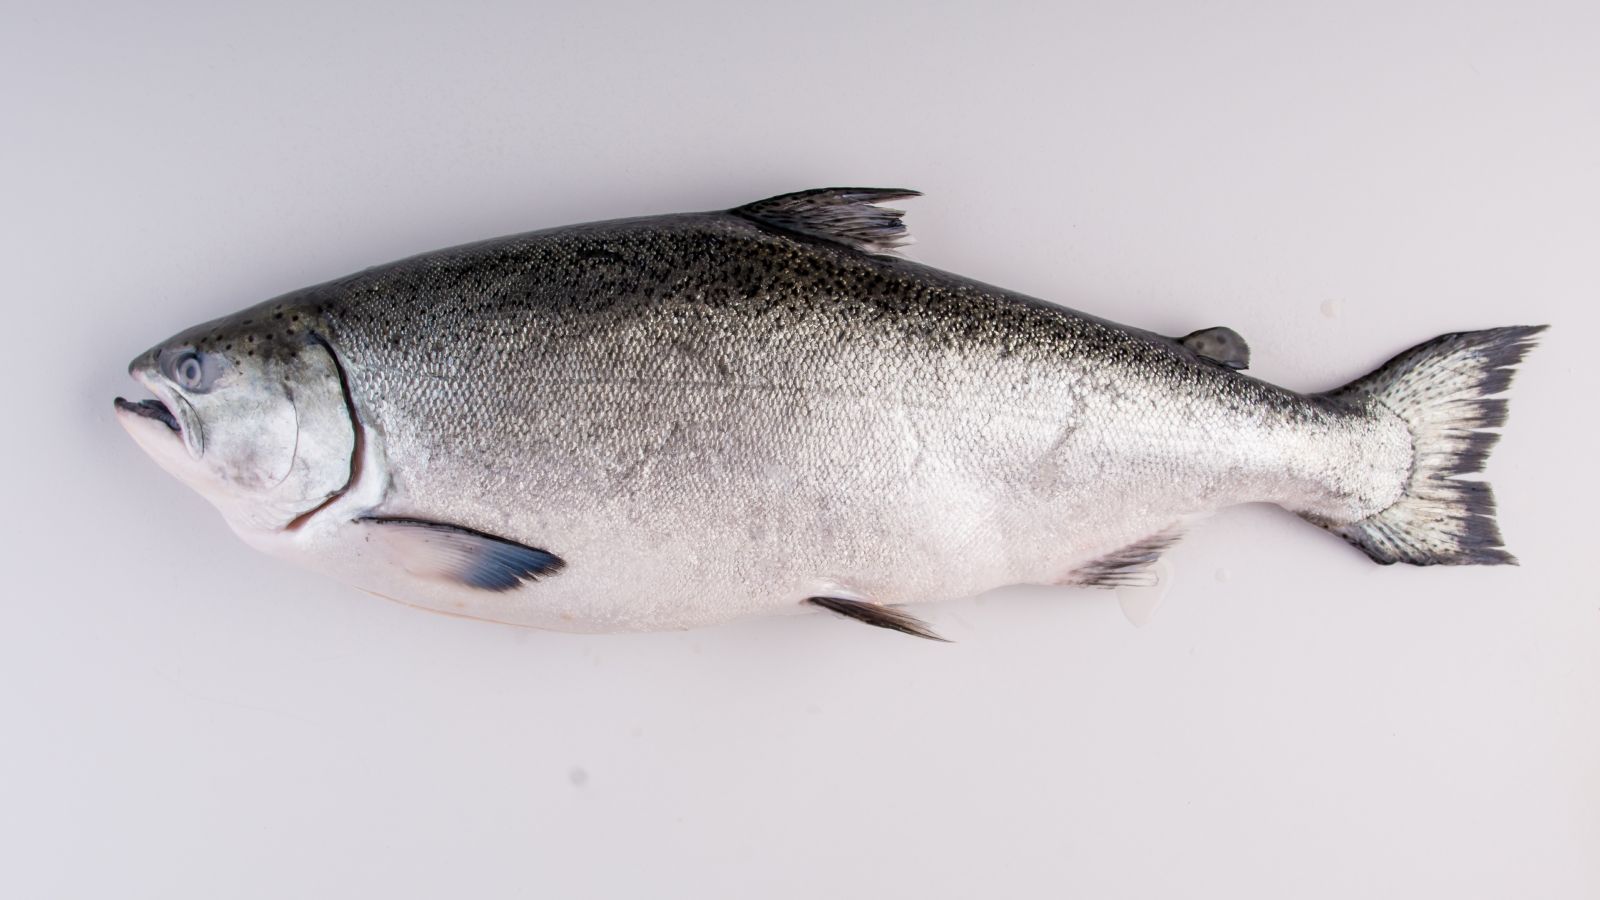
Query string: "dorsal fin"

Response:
xmin=732 ymin=187 xmax=920 ymax=255
xmin=1179 ymin=326 xmax=1250 ymax=370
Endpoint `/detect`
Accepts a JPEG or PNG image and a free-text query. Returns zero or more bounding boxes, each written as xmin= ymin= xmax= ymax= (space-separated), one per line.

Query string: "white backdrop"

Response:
xmin=4 ymin=2 xmax=1596 ymax=897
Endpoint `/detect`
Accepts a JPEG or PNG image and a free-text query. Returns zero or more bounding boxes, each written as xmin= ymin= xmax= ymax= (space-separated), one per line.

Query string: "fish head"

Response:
xmin=115 ymin=302 xmax=357 ymax=533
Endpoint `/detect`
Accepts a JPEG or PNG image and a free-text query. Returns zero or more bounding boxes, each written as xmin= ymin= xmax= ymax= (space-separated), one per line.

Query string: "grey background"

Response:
xmin=4 ymin=2 xmax=1596 ymax=897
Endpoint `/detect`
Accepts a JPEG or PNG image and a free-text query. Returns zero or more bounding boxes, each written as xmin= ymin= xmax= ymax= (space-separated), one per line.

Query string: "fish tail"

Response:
xmin=1306 ymin=325 xmax=1547 ymax=565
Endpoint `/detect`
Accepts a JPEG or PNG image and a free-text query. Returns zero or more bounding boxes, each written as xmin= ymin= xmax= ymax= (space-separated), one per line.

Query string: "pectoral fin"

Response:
xmin=807 ymin=596 xmax=949 ymax=642
xmin=356 ymin=516 xmax=564 ymax=591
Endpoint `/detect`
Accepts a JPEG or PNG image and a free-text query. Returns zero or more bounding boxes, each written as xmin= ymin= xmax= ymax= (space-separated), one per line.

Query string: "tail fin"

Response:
xmin=1310 ymin=325 xmax=1546 ymax=566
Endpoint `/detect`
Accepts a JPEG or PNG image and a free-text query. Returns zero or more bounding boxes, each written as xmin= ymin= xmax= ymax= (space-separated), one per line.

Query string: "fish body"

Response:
xmin=116 ymin=189 xmax=1542 ymax=637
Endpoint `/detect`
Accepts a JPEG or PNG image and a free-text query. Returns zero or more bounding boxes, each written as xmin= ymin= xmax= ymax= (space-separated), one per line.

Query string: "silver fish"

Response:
xmin=115 ymin=188 xmax=1543 ymax=639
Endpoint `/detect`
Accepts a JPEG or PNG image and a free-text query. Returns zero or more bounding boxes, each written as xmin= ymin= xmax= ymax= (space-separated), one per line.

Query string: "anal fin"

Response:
xmin=356 ymin=516 xmax=564 ymax=591
xmin=1070 ymin=528 xmax=1184 ymax=588
xmin=807 ymin=596 xmax=949 ymax=642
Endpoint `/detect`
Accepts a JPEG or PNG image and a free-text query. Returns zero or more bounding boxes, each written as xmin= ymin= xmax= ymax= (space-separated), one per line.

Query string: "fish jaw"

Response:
xmin=113 ymin=358 xmax=290 ymax=537
xmin=114 ymin=396 xmax=193 ymax=486
xmin=114 ymin=364 xmax=204 ymax=482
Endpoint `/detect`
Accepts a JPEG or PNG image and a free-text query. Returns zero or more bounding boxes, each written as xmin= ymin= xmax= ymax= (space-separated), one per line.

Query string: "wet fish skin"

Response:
xmin=115 ymin=189 xmax=1541 ymax=636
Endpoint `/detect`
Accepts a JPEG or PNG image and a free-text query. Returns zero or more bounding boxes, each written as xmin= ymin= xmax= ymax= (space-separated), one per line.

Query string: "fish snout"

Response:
xmin=127 ymin=347 xmax=161 ymax=380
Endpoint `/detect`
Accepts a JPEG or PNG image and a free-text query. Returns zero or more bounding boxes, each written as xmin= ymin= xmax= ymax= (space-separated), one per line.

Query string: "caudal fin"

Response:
xmin=1310 ymin=326 xmax=1546 ymax=565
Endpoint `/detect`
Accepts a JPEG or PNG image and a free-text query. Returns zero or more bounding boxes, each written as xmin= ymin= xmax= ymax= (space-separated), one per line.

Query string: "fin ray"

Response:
xmin=356 ymin=516 xmax=564 ymax=591
xmin=1308 ymin=325 xmax=1546 ymax=565
xmin=732 ymin=187 xmax=919 ymax=255
xmin=1070 ymin=528 xmax=1184 ymax=587
xmin=806 ymin=596 xmax=948 ymax=641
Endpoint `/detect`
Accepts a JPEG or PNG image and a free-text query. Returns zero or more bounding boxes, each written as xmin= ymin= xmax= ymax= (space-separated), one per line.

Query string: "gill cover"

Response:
xmin=262 ymin=337 xmax=357 ymax=522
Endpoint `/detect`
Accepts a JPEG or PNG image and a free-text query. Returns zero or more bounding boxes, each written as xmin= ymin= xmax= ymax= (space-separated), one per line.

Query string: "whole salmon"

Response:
xmin=115 ymin=188 xmax=1542 ymax=638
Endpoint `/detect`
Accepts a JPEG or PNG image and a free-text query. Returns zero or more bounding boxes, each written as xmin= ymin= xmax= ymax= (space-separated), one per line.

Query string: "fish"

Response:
xmin=115 ymin=187 xmax=1544 ymax=639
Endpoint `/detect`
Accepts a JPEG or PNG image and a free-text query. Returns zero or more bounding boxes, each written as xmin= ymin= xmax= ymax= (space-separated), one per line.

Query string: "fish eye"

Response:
xmin=169 ymin=350 xmax=211 ymax=392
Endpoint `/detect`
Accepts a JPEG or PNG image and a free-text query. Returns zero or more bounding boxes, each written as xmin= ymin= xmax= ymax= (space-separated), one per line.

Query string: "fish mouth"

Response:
xmin=114 ymin=363 xmax=201 ymax=457
xmin=114 ymin=396 xmax=180 ymax=432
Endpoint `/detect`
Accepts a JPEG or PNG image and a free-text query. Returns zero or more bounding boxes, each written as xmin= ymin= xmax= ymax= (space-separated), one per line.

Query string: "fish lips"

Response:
xmin=114 ymin=371 xmax=204 ymax=458
xmin=114 ymin=396 xmax=179 ymax=431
